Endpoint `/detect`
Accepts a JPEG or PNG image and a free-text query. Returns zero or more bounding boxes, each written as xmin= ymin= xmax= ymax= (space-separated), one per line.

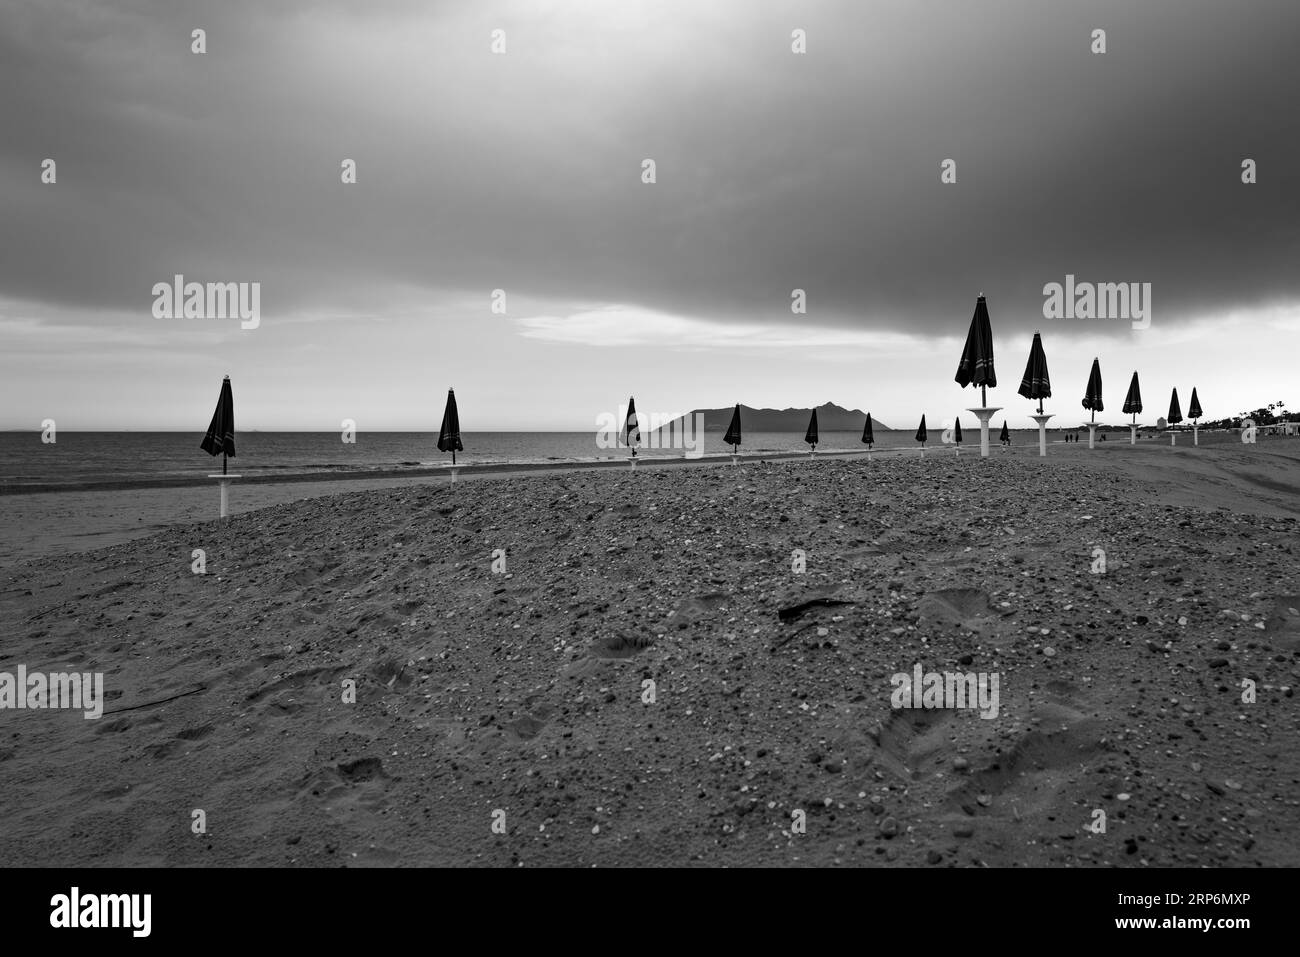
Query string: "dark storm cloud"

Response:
xmin=2 ymin=0 xmax=1297 ymax=336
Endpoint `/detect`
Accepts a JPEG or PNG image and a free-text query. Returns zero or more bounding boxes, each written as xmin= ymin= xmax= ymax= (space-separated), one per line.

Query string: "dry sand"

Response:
xmin=1 ymin=438 xmax=1297 ymax=867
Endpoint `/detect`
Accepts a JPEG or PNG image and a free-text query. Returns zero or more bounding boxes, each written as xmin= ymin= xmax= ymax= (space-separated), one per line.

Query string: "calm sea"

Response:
xmin=0 ymin=429 xmax=1045 ymax=489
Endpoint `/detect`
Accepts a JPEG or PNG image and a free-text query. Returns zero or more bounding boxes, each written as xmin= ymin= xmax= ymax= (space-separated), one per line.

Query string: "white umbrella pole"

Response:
xmin=968 ymin=407 xmax=1001 ymax=458
xmin=207 ymin=473 xmax=241 ymax=519
xmin=1030 ymin=413 xmax=1053 ymax=457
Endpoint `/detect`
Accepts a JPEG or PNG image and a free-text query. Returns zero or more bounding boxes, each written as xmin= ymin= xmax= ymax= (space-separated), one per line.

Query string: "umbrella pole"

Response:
xmin=981 ymin=385 xmax=987 ymax=406
xmin=209 ymin=451 xmax=239 ymax=521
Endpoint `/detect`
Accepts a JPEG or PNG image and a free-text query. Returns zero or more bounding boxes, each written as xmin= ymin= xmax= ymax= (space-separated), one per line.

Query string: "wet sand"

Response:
xmin=0 ymin=446 xmax=915 ymax=567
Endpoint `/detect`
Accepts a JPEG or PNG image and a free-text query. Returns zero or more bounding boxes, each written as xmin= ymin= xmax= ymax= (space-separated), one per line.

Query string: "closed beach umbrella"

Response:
xmin=954 ymin=417 xmax=963 ymax=445
xmin=1122 ymin=371 xmax=1143 ymax=424
xmin=915 ymin=414 xmax=928 ymax=448
xmin=1082 ymin=358 xmax=1104 ymax=422
xmin=955 ymin=294 xmax=997 ymax=406
xmin=999 ymin=420 xmax=1010 ymax=444
xmin=723 ymin=403 xmax=742 ymax=453
xmin=1187 ymin=387 xmax=1203 ymax=446
xmin=861 ymin=412 xmax=875 ymax=448
xmin=1168 ymin=388 xmax=1183 ymax=426
xmin=1167 ymin=387 xmax=1183 ymax=445
xmin=624 ymin=396 xmax=640 ymax=457
xmin=805 ymin=408 xmax=819 ymax=452
xmin=438 ymin=388 xmax=463 ymax=465
xmin=200 ymin=375 xmax=236 ymax=474
xmin=1018 ymin=332 xmax=1051 ymax=414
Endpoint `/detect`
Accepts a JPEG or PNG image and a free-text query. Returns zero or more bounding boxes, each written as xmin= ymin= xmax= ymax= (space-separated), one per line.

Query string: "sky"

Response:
xmin=2 ymin=0 xmax=1298 ymax=431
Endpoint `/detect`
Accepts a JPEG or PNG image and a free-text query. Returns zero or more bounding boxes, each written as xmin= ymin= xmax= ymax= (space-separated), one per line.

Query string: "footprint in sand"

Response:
xmin=943 ymin=681 xmax=1104 ymax=847
xmin=297 ymin=757 xmax=394 ymax=817
xmin=871 ymin=708 xmax=956 ymax=781
xmin=917 ymin=587 xmax=1002 ymax=631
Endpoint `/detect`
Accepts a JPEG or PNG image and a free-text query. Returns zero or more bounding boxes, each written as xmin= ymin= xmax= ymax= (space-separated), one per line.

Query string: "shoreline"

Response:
xmin=0 ymin=445 xmax=884 ymax=496
xmin=3 ymin=429 xmax=1268 ymax=497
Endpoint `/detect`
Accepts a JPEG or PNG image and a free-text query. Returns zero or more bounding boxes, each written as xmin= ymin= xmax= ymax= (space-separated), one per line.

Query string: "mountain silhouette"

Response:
xmin=657 ymin=402 xmax=890 ymax=433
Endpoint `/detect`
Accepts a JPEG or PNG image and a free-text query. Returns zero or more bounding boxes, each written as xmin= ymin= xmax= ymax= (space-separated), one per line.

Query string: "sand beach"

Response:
xmin=1 ymin=438 xmax=1296 ymax=867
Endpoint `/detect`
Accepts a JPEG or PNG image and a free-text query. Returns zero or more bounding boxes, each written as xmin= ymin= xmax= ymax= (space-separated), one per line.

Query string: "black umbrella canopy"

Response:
xmin=1122 ymin=371 xmax=1143 ymax=419
xmin=805 ymin=409 xmax=819 ymax=448
xmin=955 ymin=294 xmax=997 ymax=403
xmin=200 ymin=375 xmax=236 ymax=472
xmin=1017 ymin=332 xmax=1051 ymax=413
xmin=1188 ymin=387 xmax=1203 ymax=420
xmin=624 ymin=396 xmax=640 ymax=451
xmin=953 ymin=417 xmax=963 ymax=444
xmin=915 ymin=414 xmax=928 ymax=444
xmin=437 ymin=388 xmax=463 ymax=463
xmin=861 ymin=412 xmax=874 ymax=447
xmin=1168 ymin=388 xmax=1183 ymax=425
xmin=999 ymin=420 xmax=1010 ymax=443
xmin=723 ymin=404 xmax=742 ymax=449
xmin=1082 ymin=358 xmax=1104 ymax=420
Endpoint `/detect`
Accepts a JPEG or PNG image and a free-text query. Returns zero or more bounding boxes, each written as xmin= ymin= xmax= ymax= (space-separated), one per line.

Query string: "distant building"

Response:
xmin=1259 ymin=421 xmax=1298 ymax=436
